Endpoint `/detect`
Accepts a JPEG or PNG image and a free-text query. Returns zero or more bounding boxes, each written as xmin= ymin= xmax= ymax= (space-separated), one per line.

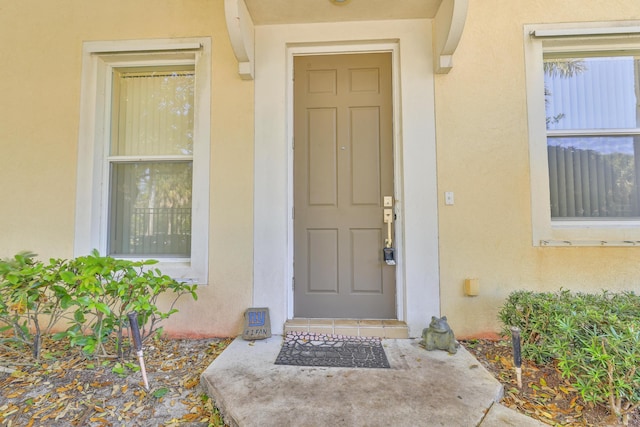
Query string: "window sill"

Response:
xmin=537 ymin=221 xmax=640 ymax=247
xmin=552 ymin=220 xmax=640 ymax=228
xmin=540 ymin=239 xmax=640 ymax=247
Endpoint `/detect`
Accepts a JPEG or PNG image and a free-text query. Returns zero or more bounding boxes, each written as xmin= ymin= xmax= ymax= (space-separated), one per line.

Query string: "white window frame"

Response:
xmin=525 ymin=22 xmax=640 ymax=247
xmin=75 ymin=38 xmax=211 ymax=283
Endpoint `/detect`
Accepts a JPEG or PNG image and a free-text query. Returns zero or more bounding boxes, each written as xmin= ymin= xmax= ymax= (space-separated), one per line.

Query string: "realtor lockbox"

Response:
xmin=242 ymin=307 xmax=271 ymax=340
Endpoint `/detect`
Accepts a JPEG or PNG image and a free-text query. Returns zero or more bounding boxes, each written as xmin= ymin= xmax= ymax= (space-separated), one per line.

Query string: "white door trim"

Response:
xmin=253 ymin=20 xmax=440 ymax=337
xmin=288 ymin=45 xmax=403 ymax=320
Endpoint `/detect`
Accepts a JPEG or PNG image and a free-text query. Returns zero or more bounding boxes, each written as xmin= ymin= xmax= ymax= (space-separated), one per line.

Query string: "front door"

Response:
xmin=293 ymin=53 xmax=395 ymax=318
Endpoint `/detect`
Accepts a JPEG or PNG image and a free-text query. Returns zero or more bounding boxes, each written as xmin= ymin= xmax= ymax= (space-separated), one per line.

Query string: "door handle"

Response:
xmin=383 ymin=208 xmax=393 ymax=248
xmin=383 ymin=206 xmax=396 ymax=265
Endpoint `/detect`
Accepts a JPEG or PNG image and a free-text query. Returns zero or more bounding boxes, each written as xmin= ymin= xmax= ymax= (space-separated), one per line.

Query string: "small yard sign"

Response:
xmin=242 ymin=307 xmax=271 ymax=340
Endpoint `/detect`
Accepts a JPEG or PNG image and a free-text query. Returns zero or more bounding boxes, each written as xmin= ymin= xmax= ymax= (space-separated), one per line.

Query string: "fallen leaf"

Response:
xmin=182 ymin=413 xmax=200 ymax=421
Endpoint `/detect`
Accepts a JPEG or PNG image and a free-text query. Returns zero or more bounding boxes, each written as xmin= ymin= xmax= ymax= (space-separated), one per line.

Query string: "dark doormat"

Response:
xmin=274 ymin=332 xmax=390 ymax=369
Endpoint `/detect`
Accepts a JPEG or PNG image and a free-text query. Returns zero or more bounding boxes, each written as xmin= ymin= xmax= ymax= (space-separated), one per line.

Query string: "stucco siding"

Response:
xmin=435 ymin=0 xmax=640 ymax=337
xmin=3 ymin=0 xmax=640 ymax=338
xmin=0 ymin=0 xmax=253 ymax=337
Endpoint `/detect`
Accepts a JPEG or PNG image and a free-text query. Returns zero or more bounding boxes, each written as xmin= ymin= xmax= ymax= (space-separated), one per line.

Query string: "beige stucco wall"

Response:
xmin=4 ymin=0 xmax=640 ymax=339
xmin=436 ymin=0 xmax=640 ymax=338
xmin=0 ymin=0 xmax=253 ymax=337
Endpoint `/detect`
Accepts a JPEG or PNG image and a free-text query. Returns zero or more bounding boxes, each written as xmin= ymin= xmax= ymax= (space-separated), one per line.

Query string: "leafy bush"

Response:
xmin=499 ymin=290 xmax=640 ymax=425
xmin=498 ymin=290 xmax=570 ymax=363
xmin=0 ymin=252 xmax=72 ymax=359
xmin=0 ymin=250 xmax=198 ymax=360
xmin=56 ymin=250 xmax=198 ymax=358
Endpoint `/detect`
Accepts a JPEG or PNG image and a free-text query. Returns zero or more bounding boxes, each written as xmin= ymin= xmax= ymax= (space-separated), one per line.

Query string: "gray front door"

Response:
xmin=293 ymin=53 xmax=395 ymax=318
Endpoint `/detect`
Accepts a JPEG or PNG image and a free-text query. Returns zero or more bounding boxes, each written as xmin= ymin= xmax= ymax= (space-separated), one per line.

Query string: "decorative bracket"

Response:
xmin=224 ymin=0 xmax=255 ymax=80
xmin=224 ymin=0 xmax=467 ymax=77
xmin=433 ymin=0 xmax=469 ymax=74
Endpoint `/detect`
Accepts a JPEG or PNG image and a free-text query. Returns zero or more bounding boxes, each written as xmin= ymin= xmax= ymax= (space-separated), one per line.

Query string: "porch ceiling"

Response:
xmin=243 ymin=0 xmax=441 ymax=25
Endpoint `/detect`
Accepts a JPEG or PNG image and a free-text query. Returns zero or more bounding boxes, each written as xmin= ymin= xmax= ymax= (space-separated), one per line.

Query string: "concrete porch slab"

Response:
xmin=480 ymin=402 xmax=550 ymax=427
xmin=200 ymin=336 xmax=546 ymax=427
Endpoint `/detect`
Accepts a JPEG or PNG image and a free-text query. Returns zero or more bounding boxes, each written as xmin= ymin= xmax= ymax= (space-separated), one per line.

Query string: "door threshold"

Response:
xmin=284 ymin=318 xmax=408 ymax=339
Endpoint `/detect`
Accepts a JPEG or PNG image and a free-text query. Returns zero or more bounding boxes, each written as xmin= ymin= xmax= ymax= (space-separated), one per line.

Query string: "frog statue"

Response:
xmin=422 ymin=316 xmax=459 ymax=354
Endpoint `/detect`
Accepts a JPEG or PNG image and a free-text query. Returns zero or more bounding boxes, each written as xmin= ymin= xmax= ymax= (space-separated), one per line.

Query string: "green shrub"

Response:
xmin=553 ymin=317 xmax=640 ymax=424
xmin=499 ymin=290 xmax=640 ymax=425
xmin=0 ymin=252 xmax=72 ymax=359
xmin=498 ymin=289 xmax=573 ymax=363
xmin=0 ymin=250 xmax=198 ymax=360
xmin=55 ymin=250 xmax=198 ymax=358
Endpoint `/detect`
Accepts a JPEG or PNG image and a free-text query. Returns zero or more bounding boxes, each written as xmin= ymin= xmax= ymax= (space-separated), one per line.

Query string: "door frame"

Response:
xmin=253 ymin=19 xmax=441 ymax=337
xmin=288 ymin=47 xmax=403 ymax=319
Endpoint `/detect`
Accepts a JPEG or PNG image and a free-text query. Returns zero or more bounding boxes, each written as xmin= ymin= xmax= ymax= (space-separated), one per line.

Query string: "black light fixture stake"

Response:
xmin=510 ymin=326 xmax=522 ymax=388
xmin=128 ymin=312 xmax=150 ymax=391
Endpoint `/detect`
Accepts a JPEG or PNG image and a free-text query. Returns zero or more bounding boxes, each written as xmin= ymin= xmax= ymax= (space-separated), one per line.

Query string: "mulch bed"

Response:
xmin=461 ymin=339 xmax=639 ymax=427
xmin=0 ymin=337 xmax=232 ymax=426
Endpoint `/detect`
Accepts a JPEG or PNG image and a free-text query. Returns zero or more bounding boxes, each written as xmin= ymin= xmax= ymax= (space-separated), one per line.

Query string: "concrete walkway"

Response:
xmin=201 ymin=336 xmax=546 ymax=427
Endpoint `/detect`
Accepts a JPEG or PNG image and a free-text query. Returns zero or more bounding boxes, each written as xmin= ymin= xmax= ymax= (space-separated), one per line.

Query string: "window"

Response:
xmin=109 ymin=68 xmax=194 ymax=257
xmin=545 ymin=56 xmax=640 ymax=220
xmin=75 ymin=39 xmax=210 ymax=282
xmin=526 ymin=23 xmax=640 ymax=246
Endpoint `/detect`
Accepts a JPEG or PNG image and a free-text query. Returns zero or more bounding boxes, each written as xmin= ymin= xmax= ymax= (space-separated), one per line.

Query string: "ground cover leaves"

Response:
xmin=0 ymin=337 xmax=231 ymax=426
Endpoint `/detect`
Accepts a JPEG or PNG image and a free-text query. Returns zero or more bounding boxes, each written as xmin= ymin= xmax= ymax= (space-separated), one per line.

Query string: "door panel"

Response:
xmin=307 ymin=229 xmax=339 ymax=293
xmin=294 ymin=53 xmax=395 ymax=319
xmin=351 ymin=107 xmax=381 ymax=205
xmin=351 ymin=228 xmax=383 ymax=293
xmin=308 ymin=108 xmax=337 ymax=206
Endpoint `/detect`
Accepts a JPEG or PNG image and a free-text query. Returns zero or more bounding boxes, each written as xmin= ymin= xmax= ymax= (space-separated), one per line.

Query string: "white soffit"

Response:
xmin=244 ymin=0 xmax=439 ymax=25
xmin=224 ymin=0 xmax=468 ymax=78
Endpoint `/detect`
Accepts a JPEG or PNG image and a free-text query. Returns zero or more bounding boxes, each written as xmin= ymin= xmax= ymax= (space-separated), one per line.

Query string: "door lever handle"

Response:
xmin=383 ymin=208 xmax=395 ymax=265
xmin=383 ymin=208 xmax=393 ymax=241
xmin=383 ymin=208 xmax=393 ymax=249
